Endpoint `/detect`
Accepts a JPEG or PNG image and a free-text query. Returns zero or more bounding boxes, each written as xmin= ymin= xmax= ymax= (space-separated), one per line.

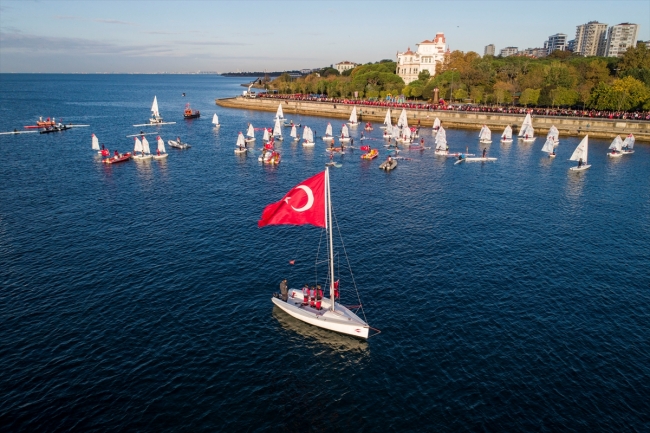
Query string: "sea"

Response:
xmin=0 ymin=74 xmax=648 ymax=432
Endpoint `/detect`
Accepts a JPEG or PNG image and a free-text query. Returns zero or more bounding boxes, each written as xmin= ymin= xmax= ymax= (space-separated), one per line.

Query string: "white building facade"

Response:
xmin=574 ymin=21 xmax=608 ymax=56
xmin=499 ymin=47 xmax=519 ymax=57
xmin=544 ymin=33 xmax=568 ymax=55
xmin=484 ymin=44 xmax=495 ymax=56
xmin=605 ymin=23 xmax=639 ymax=57
xmin=334 ymin=61 xmax=358 ymax=74
xmin=396 ymin=33 xmax=447 ymax=84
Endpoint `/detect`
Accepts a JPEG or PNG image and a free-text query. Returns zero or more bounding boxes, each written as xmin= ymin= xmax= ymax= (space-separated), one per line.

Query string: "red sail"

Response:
xmin=258 ymin=172 xmax=326 ymax=228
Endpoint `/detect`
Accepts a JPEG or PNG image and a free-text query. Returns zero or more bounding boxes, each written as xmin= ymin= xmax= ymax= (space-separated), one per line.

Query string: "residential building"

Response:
xmin=499 ymin=47 xmax=519 ymax=57
xmin=605 ymin=23 xmax=639 ymax=57
xmin=567 ymin=39 xmax=576 ymax=52
xmin=522 ymin=48 xmax=548 ymax=58
xmin=396 ymin=32 xmax=448 ymax=84
xmin=574 ymin=21 xmax=608 ymax=56
xmin=484 ymin=44 xmax=495 ymax=56
xmin=544 ymin=33 xmax=568 ymax=55
xmin=334 ymin=61 xmax=358 ymax=74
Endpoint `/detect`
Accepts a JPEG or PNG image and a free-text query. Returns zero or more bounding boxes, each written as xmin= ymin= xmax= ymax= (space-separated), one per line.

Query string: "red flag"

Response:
xmin=258 ymin=172 xmax=326 ymax=228
xmin=360 ymin=145 xmax=370 ymax=151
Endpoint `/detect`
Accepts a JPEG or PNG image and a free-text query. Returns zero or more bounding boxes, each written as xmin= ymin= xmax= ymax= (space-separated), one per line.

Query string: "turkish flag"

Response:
xmin=258 ymin=172 xmax=326 ymax=228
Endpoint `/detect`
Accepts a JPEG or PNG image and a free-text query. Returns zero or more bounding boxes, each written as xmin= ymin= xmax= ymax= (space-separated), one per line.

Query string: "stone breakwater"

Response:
xmin=216 ymin=96 xmax=650 ymax=142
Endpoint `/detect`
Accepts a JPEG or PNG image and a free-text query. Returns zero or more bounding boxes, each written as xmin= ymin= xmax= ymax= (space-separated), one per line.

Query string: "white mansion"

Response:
xmin=396 ymin=33 xmax=448 ymax=84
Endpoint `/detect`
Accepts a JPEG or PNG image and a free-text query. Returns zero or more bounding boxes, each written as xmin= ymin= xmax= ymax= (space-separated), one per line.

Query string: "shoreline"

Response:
xmin=216 ymin=96 xmax=650 ymax=142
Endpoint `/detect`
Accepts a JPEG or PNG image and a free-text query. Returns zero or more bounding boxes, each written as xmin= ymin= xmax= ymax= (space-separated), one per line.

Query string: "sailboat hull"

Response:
xmin=570 ymin=164 xmax=591 ymax=171
xmin=608 ymin=152 xmax=623 ymax=158
xmin=153 ymin=153 xmax=168 ymax=160
xmin=272 ymin=290 xmax=369 ymax=339
xmin=501 ymin=139 xmax=513 ymax=143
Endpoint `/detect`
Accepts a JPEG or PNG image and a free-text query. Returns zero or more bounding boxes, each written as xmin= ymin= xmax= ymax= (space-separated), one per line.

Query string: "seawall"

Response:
xmin=216 ymin=96 xmax=650 ymax=142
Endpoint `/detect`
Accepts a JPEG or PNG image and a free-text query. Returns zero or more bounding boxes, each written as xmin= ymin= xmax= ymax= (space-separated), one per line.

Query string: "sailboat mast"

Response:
xmin=326 ymin=168 xmax=335 ymax=312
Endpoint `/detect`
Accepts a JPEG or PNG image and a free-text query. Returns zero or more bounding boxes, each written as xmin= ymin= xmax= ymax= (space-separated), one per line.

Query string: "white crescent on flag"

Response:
xmin=290 ymin=186 xmax=314 ymax=212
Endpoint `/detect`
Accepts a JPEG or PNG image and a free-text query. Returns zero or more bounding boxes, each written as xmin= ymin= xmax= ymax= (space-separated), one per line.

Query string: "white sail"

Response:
xmin=290 ymin=125 xmax=297 ymax=138
xmin=384 ymin=109 xmax=392 ymax=126
xmin=502 ymin=125 xmax=512 ymax=139
xmin=478 ymin=125 xmax=486 ymax=138
xmin=547 ymin=125 xmax=559 ymax=140
xmin=273 ymin=119 xmax=282 ymax=137
xmin=518 ymin=113 xmax=532 ymax=136
xmin=397 ymin=109 xmax=408 ymax=128
xmin=325 ymin=123 xmax=332 ymax=136
xmin=392 ymin=125 xmax=400 ymax=138
xmin=212 ymin=113 xmax=219 ymax=125
xmin=91 ymin=134 xmax=100 ymax=150
xmin=151 ymin=96 xmax=160 ymax=117
xmin=435 ymin=127 xmax=447 ymax=150
xmin=433 ymin=117 xmax=441 ymax=129
xmin=341 ymin=124 xmax=349 ymax=138
xmin=262 ymin=128 xmax=270 ymax=141
xmin=541 ymin=138 xmax=555 ymax=153
xmin=521 ymin=124 xmax=535 ymax=138
xmin=134 ymin=137 xmax=143 ymax=153
xmin=403 ymin=126 xmax=412 ymax=140
xmin=349 ymin=107 xmax=358 ymax=124
xmin=303 ymin=127 xmax=313 ymax=142
xmin=236 ymin=132 xmax=245 ymax=147
xmin=142 ymin=137 xmax=151 ymax=154
xmin=609 ymin=135 xmax=623 ymax=151
xmin=275 ymin=104 xmax=284 ymax=120
xmin=479 ymin=126 xmax=491 ymax=141
xmin=570 ymin=136 xmax=589 ymax=163
xmin=157 ymin=137 xmax=166 ymax=153
xmin=623 ymin=134 xmax=635 ymax=149
xmin=246 ymin=124 xmax=255 ymax=138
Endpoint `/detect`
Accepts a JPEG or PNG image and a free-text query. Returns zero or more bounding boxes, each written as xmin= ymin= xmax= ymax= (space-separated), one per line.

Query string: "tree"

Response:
xmin=493 ymin=81 xmax=514 ymax=104
xmin=610 ymin=76 xmax=650 ymax=111
xmin=549 ymin=87 xmax=579 ymax=107
xmin=418 ymin=70 xmax=431 ymax=82
xmin=470 ymin=86 xmax=484 ymax=104
xmin=453 ymin=88 xmax=468 ymax=101
xmin=519 ymin=88 xmax=541 ymax=106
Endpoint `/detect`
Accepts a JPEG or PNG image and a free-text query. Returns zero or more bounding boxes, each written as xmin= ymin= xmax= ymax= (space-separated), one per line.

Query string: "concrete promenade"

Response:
xmin=216 ymin=96 xmax=650 ymax=142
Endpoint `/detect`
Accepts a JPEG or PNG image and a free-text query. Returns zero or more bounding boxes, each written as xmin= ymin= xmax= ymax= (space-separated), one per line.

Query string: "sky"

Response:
xmin=1 ymin=0 xmax=649 ymax=73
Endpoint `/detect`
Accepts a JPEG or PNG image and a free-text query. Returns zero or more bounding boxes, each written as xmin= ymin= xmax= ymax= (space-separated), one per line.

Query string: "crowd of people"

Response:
xmin=257 ymin=93 xmax=650 ymax=121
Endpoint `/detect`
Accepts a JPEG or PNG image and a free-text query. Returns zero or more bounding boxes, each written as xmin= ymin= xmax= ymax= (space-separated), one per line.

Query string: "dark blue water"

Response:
xmin=1 ymin=74 xmax=649 ymax=432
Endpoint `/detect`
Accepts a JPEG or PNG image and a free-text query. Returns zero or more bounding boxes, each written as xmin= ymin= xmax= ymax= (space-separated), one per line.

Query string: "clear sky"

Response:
xmin=1 ymin=0 xmax=648 ymax=73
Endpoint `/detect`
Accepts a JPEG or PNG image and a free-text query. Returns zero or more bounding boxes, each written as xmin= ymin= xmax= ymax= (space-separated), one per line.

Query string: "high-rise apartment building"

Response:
xmin=484 ymin=44 xmax=495 ymax=56
xmin=499 ymin=47 xmax=519 ymax=57
xmin=605 ymin=23 xmax=639 ymax=57
xmin=574 ymin=21 xmax=608 ymax=56
xmin=544 ymin=33 xmax=568 ymax=55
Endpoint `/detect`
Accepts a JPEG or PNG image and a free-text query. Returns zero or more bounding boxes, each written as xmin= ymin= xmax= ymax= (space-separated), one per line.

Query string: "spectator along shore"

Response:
xmin=216 ymin=95 xmax=650 ymax=142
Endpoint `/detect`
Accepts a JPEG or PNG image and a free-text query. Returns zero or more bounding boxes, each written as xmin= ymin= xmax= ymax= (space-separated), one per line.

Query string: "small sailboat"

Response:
xmin=432 ymin=117 xmax=441 ymax=132
xmin=273 ymin=119 xmax=284 ymax=141
xmin=302 ymin=126 xmax=315 ymax=147
xmin=339 ymin=124 xmax=350 ymax=143
xmin=91 ymin=133 xmax=107 ymax=156
xmin=262 ymin=128 xmax=270 ymax=142
xmin=322 ymin=123 xmax=334 ymax=141
xmin=541 ymin=135 xmax=557 ymax=157
xmin=380 ymin=109 xmax=392 ymax=129
xmin=290 ymin=125 xmax=300 ymax=141
xmin=235 ymin=132 xmax=247 ymax=154
xmin=520 ymin=124 xmax=535 ymax=143
xmin=569 ymin=135 xmax=590 ymax=171
xmin=274 ymin=103 xmax=284 ymax=123
xmin=133 ymin=136 xmax=153 ymax=161
xmin=518 ymin=113 xmax=532 ymax=138
xmin=434 ymin=127 xmax=448 ymax=155
xmin=397 ymin=109 xmax=408 ymax=129
xmin=245 ymin=124 xmax=256 ymax=143
xmin=607 ymin=135 xmax=624 ymax=158
xmin=153 ymin=136 xmax=168 ymax=160
xmin=133 ymin=96 xmax=176 ymax=127
xmin=500 ymin=125 xmax=513 ymax=143
xmin=479 ymin=125 xmax=492 ymax=143
xmin=347 ymin=106 xmax=359 ymax=127
xmin=396 ymin=124 xmax=412 ymax=144
xmin=622 ymin=134 xmax=635 ymax=154
xmin=212 ymin=113 xmax=220 ymax=127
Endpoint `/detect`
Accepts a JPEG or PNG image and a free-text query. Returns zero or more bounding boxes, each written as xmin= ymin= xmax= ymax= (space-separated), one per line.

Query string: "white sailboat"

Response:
xmin=397 ymin=109 xmax=408 ymax=129
xmin=133 ymin=96 xmax=176 ymax=127
xmin=322 ymin=123 xmax=334 ymax=141
xmin=339 ymin=124 xmax=350 ymax=143
xmin=432 ymin=117 xmax=441 ymax=131
xmin=434 ymin=126 xmax=448 ymax=155
xmin=347 ymin=106 xmax=359 ymax=127
xmin=396 ymin=124 xmax=411 ymax=144
xmin=622 ymin=134 xmax=635 ymax=154
xmin=520 ymin=124 xmax=535 ymax=142
xmin=290 ymin=125 xmax=300 ymax=141
xmin=569 ymin=135 xmax=590 ymax=171
xmin=245 ymin=124 xmax=255 ymax=143
xmin=262 ymin=128 xmax=270 ymax=142
xmin=133 ymin=136 xmax=152 ymax=161
xmin=269 ymin=169 xmax=372 ymax=339
xmin=500 ymin=125 xmax=513 ymax=143
xmin=91 ymin=133 xmax=101 ymax=154
xmin=518 ymin=113 xmax=532 ymax=137
xmin=153 ymin=136 xmax=168 ymax=160
xmin=302 ymin=126 xmax=315 ymax=147
xmin=235 ymin=132 xmax=247 ymax=154
xmin=607 ymin=135 xmax=624 ymax=158
xmin=479 ymin=125 xmax=492 ymax=143
xmin=212 ymin=113 xmax=220 ymax=127
xmin=274 ymin=103 xmax=284 ymax=122
xmin=273 ymin=119 xmax=284 ymax=141
xmin=380 ymin=109 xmax=392 ymax=129
xmin=541 ymin=135 xmax=557 ymax=157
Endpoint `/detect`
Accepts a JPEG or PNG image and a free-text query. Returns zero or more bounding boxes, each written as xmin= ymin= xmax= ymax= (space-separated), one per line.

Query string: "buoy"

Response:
xmin=289 ymin=260 xmax=295 ymax=265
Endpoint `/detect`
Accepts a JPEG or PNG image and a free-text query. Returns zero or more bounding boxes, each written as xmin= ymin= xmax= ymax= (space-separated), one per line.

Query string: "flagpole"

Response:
xmin=326 ymin=168 xmax=335 ymax=312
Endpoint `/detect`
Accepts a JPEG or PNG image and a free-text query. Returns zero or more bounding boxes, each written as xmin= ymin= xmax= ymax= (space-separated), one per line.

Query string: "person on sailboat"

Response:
xmin=310 ymin=286 xmax=316 ymax=308
xmin=361 ymin=131 xmax=365 ymax=140
xmin=302 ymin=284 xmax=309 ymax=305
xmin=316 ymin=285 xmax=323 ymax=310
xmin=578 ymin=158 xmax=583 ymax=168
xmin=420 ymin=138 xmax=425 ymax=146
xmin=482 ymin=148 xmax=487 ymax=158
xmin=279 ymin=279 xmax=288 ymax=302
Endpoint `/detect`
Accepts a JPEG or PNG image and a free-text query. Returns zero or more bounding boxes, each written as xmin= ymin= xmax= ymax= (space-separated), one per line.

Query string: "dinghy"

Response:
xmin=347 ymin=106 xmax=359 ymax=127
xmin=607 ymin=135 xmax=624 ymax=158
xmin=273 ymin=103 xmax=284 ymax=123
xmin=102 ymin=152 xmax=132 ymax=164
xmin=520 ymin=124 xmax=535 ymax=143
xmin=273 ymin=119 xmax=284 ymax=141
xmin=212 ymin=113 xmax=220 ymax=127
xmin=360 ymin=149 xmax=378 ymax=160
xmin=500 ymin=125 xmax=513 ymax=143
xmin=40 ymin=124 xmax=71 ymax=134
xmin=302 ymin=126 xmax=315 ymax=147
xmin=168 ymin=137 xmax=191 ymax=149
xmin=133 ymin=136 xmax=153 ymax=161
xmin=91 ymin=133 xmax=107 ymax=156
xmin=245 ymin=124 xmax=256 ymax=143
xmin=397 ymin=109 xmax=408 ymax=129
xmin=379 ymin=158 xmax=397 ymax=171
xmin=622 ymin=134 xmax=635 ymax=154
xmin=432 ymin=117 xmax=441 ymax=132
xmin=133 ymin=96 xmax=176 ymax=126
xmin=339 ymin=124 xmax=350 ymax=143
xmin=290 ymin=125 xmax=300 ymax=141
xmin=479 ymin=125 xmax=492 ymax=143
xmin=258 ymin=148 xmax=281 ymax=164
xmin=396 ymin=124 xmax=412 ymax=144
xmin=380 ymin=109 xmax=392 ymax=129
xmin=235 ymin=132 xmax=247 ymax=154
xmin=262 ymin=128 xmax=270 ymax=142
xmin=264 ymin=169 xmax=372 ymax=339
xmin=153 ymin=136 xmax=168 ymax=160
xmin=322 ymin=123 xmax=334 ymax=141
xmin=518 ymin=112 xmax=532 ymax=138
xmin=569 ymin=135 xmax=590 ymax=171
xmin=434 ymin=126 xmax=449 ymax=155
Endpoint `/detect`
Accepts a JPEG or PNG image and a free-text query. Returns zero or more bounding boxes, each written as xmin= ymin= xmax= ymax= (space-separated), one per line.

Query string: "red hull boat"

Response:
xmin=102 ymin=152 xmax=132 ymax=164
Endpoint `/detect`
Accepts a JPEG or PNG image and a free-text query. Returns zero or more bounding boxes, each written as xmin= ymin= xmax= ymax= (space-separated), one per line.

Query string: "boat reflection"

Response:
xmin=272 ymin=307 xmax=370 ymax=355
